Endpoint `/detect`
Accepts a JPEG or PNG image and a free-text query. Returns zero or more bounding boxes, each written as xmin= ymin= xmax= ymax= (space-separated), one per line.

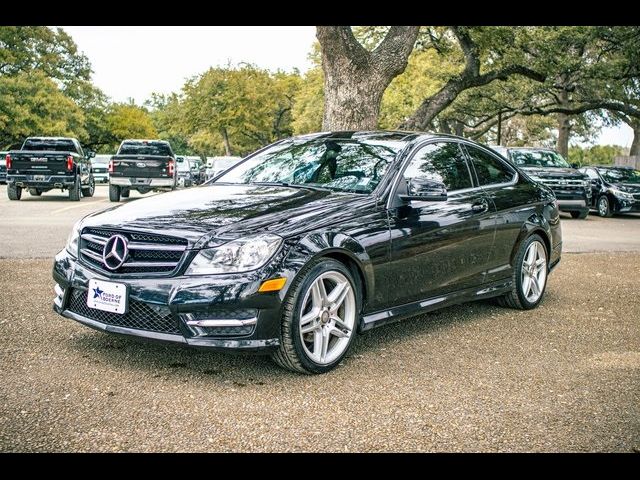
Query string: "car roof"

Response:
xmin=121 ymin=139 xmax=169 ymax=144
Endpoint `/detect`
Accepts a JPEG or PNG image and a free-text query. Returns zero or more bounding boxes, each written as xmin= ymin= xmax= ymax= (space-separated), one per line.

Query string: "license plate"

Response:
xmin=33 ymin=175 xmax=45 ymax=181
xmin=87 ymin=279 xmax=128 ymax=314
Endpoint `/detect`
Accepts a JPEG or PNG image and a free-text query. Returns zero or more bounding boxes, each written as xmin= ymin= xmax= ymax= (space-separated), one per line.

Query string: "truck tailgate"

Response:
xmin=111 ymin=155 xmax=173 ymax=178
xmin=8 ymin=151 xmax=72 ymax=175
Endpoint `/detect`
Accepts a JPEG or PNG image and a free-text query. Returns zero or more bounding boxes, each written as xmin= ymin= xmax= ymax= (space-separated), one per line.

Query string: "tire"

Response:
xmin=570 ymin=210 xmax=588 ymax=219
xmin=109 ymin=184 xmax=121 ymax=202
xmin=121 ymin=189 xmax=130 ymax=198
xmin=496 ymin=234 xmax=549 ymax=310
xmin=271 ymin=258 xmax=360 ymax=374
xmin=7 ymin=184 xmax=22 ymax=200
xmin=597 ymin=195 xmax=613 ymax=217
xmin=28 ymin=188 xmax=42 ymax=196
xmin=82 ymin=175 xmax=95 ymax=197
xmin=68 ymin=177 xmax=81 ymax=201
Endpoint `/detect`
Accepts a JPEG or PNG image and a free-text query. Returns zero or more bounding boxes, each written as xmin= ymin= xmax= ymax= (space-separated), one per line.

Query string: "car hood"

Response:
xmin=521 ymin=167 xmax=586 ymax=179
xmin=609 ymin=182 xmax=640 ymax=193
xmin=82 ymin=184 xmax=373 ymax=246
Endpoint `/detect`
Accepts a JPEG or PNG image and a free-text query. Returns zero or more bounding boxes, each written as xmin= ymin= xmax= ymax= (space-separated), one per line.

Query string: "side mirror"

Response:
xmin=87 ymin=150 xmax=96 ymax=159
xmin=400 ymin=178 xmax=448 ymax=202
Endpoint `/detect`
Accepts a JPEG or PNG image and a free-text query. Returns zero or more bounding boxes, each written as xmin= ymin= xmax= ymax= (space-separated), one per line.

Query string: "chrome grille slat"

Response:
xmin=79 ymin=227 xmax=187 ymax=275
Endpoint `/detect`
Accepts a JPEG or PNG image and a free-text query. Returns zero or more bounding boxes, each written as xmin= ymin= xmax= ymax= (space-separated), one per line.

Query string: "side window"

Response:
xmin=584 ymin=168 xmax=599 ymax=179
xmin=403 ymin=142 xmax=473 ymax=191
xmin=465 ymin=145 xmax=515 ymax=186
xmin=75 ymin=141 xmax=84 ymax=158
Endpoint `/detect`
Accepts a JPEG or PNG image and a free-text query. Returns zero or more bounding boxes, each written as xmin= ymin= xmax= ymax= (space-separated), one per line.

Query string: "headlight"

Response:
xmin=65 ymin=220 xmax=82 ymax=257
xmin=186 ymin=234 xmax=283 ymax=275
xmin=583 ymin=179 xmax=590 ymax=187
xmin=611 ymin=188 xmax=634 ymax=200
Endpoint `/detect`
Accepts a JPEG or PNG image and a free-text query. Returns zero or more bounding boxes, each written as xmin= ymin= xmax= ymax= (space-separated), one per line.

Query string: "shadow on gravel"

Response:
xmin=65 ymin=299 xmax=500 ymax=381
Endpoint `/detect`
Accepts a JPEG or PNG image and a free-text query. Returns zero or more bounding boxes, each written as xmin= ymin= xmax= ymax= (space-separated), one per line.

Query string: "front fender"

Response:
xmin=277 ymin=230 xmax=373 ymax=305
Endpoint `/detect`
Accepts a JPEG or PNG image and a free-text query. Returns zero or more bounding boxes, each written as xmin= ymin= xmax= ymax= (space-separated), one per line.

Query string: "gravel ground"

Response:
xmin=0 ymin=253 xmax=638 ymax=452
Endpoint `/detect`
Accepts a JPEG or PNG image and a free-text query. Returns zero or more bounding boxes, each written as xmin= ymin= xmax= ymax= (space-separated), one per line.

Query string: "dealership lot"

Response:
xmin=0 ymin=185 xmax=638 ymax=452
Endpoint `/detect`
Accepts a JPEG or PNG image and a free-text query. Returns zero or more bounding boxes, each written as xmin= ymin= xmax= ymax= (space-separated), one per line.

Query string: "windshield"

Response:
xmin=177 ymin=161 xmax=190 ymax=172
xmin=92 ymin=155 xmax=111 ymax=166
xmin=599 ymin=168 xmax=640 ymax=184
xmin=510 ymin=149 xmax=570 ymax=168
xmin=215 ymin=138 xmax=403 ymax=194
xmin=23 ymin=139 xmax=76 ymax=152
xmin=118 ymin=142 xmax=172 ymax=156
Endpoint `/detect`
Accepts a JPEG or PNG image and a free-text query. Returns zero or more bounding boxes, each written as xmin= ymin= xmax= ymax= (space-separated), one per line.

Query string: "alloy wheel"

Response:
xmin=298 ymin=271 xmax=356 ymax=365
xmin=521 ymin=240 xmax=547 ymax=303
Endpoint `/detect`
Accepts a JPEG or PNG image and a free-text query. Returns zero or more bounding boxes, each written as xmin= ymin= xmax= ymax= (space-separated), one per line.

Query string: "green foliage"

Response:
xmin=0 ymin=71 xmax=85 ymax=149
xmin=568 ymin=145 xmax=628 ymax=166
xmin=103 ymin=104 xmax=157 ymax=152
xmin=178 ymin=64 xmax=300 ymax=155
xmin=292 ymin=67 xmax=324 ymax=134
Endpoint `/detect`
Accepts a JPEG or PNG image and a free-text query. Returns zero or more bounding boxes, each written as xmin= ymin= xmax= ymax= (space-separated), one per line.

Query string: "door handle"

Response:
xmin=471 ymin=199 xmax=489 ymax=213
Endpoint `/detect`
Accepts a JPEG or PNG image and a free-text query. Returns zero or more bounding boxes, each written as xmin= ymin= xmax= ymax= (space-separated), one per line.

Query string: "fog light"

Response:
xmin=258 ymin=277 xmax=287 ymax=293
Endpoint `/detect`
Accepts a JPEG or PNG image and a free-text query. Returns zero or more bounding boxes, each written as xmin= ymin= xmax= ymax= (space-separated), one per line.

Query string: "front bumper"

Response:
xmin=52 ymin=249 xmax=282 ymax=352
xmin=8 ymin=174 xmax=75 ymax=188
xmin=612 ymin=196 xmax=640 ymax=213
xmin=556 ymin=197 xmax=589 ymax=213
xmin=110 ymin=177 xmax=175 ymax=188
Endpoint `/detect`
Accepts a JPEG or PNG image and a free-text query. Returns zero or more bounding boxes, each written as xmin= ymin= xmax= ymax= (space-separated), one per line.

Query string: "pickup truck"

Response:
xmin=491 ymin=146 xmax=591 ymax=219
xmin=108 ymin=139 xmax=177 ymax=202
xmin=5 ymin=137 xmax=95 ymax=201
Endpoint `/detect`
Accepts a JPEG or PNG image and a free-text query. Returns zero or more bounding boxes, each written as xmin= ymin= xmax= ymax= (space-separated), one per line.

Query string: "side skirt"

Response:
xmin=359 ymin=279 xmax=513 ymax=332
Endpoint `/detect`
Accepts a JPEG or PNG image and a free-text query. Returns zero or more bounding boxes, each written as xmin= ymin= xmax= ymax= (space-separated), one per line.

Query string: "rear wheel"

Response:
xmin=81 ymin=175 xmax=95 ymax=197
xmin=570 ymin=210 xmax=588 ymax=219
xmin=28 ymin=188 xmax=42 ymax=196
xmin=121 ymin=188 xmax=130 ymax=198
xmin=68 ymin=178 xmax=81 ymax=201
xmin=496 ymin=234 xmax=548 ymax=310
xmin=597 ymin=195 xmax=613 ymax=217
xmin=272 ymin=258 xmax=359 ymax=374
xmin=7 ymin=184 xmax=22 ymax=200
xmin=109 ymin=184 xmax=121 ymax=202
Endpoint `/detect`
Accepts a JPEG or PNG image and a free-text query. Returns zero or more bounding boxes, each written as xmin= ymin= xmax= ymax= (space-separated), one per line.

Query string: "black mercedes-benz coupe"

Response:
xmin=53 ymin=131 xmax=562 ymax=374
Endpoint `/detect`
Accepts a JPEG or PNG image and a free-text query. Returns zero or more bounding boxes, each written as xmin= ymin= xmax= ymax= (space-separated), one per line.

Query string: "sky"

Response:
xmin=60 ymin=26 xmax=633 ymax=149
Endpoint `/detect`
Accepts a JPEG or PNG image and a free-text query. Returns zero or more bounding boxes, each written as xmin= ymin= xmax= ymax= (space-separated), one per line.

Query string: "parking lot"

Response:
xmin=0 ymin=184 xmax=638 ymax=452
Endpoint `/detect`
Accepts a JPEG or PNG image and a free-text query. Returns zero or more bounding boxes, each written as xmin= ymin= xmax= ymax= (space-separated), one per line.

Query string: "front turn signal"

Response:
xmin=258 ymin=277 xmax=287 ymax=293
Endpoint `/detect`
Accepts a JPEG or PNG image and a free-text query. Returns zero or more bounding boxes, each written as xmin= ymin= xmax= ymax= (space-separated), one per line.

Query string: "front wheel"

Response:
xmin=28 ymin=188 xmax=42 ymax=196
xmin=121 ymin=188 xmax=130 ymax=198
xmin=109 ymin=184 xmax=121 ymax=202
xmin=597 ymin=195 xmax=613 ymax=217
xmin=496 ymin=234 xmax=548 ymax=310
xmin=7 ymin=184 xmax=22 ymax=200
xmin=271 ymin=258 xmax=359 ymax=374
xmin=82 ymin=175 xmax=95 ymax=197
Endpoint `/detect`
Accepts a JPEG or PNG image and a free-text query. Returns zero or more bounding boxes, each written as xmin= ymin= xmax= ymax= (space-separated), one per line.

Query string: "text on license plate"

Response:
xmin=87 ymin=279 xmax=128 ymax=314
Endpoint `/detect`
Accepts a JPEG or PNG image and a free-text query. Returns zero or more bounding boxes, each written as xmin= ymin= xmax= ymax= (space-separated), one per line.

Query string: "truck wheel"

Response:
xmin=121 ymin=188 xmax=130 ymax=198
xmin=109 ymin=184 xmax=121 ymax=202
xmin=570 ymin=210 xmax=588 ymax=219
xmin=69 ymin=177 xmax=81 ymax=201
xmin=8 ymin=184 xmax=22 ymax=200
xmin=82 ymin=175 xmax=95 ymax=197
xmin=28 ymin=188 xmax=42 ymax=196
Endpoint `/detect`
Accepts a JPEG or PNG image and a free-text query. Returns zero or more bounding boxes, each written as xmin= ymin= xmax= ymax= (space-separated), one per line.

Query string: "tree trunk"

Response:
xmin=630 ymin=119 xmax=640 ymax=156
xmin=556 ymin=87 xmax=571 ymax=158
xmin=556 ymin=112 xmax=571 ymax=158
xmin=322 ymin=74 xmax=384 ymax=130
xmin=221 ymin=127 xmax=232 ymax=156
xmin=317 ymin=26 xmax=419 ymax=131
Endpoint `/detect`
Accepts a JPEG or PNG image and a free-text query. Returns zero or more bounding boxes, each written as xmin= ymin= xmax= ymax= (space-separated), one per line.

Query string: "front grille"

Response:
xmin=200 ymin=325 xmax=255 ymax=337
xmin=539 ymin=179 xmax=587 ymax=191
xmin=67 ymin=289 xmax=180 ymax=335
xmin=79 ymin=227 xmax=187 ymax=275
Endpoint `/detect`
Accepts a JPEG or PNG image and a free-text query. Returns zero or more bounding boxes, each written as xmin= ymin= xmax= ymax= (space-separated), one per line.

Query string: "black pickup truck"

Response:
xmin=108 ymin=139 xmax=177 ymax=202
xmin=492 ymin=146 xmax=591 ymax=219
xmin=5 ymin=137 xmax=95 ymax=201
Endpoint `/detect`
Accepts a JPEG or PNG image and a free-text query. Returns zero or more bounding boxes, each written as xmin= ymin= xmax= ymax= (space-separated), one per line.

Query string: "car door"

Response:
xmin=463 ymin=144 xmax=524 ymax=284
xmin=581 ymin=167 xmax=601 ymax=207
xmin=385 ymin=140 xmax=497 ymax=307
